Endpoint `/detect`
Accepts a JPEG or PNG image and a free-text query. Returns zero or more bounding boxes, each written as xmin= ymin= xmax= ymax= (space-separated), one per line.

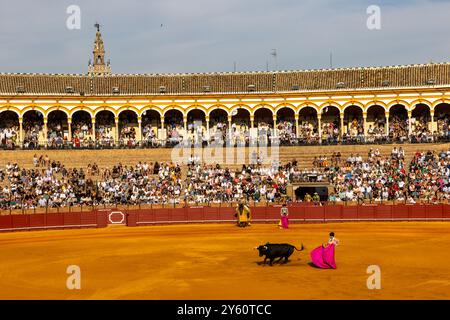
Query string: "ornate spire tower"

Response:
xmin=88 ymin=23 xmax=111 ymax=76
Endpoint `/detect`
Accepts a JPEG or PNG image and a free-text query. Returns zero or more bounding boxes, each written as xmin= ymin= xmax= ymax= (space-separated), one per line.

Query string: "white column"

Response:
xmin=43 ymin=118 xmax=48 ymax=147
xmin=340 ymin=114 xmax=344 ymax=138
xmin=137 ymin=117 xmax=142 ymax=142
xmin=272 ymin=114 xmax=277 ymax=137
xmin=114 ymin=116 xmax=119 ymax=145
xmin=19 ymin=118 xmax=23 ymax=147
xmin=228 ymin=116 xmax=232 ymax=140
xmin=430 ymin=110 xmax=435 ymax=133
xmin=159 ymin=116 xmax=165 ymax=141
xmin=317 ymin=115 xmax=322 ymax=144
xmin=91 ymin=120 xmax=96 ymax=144
xmin=408 ymin=111 xmax=412 ymax=136
xmin=295 ymin=115 xmax=299 ymax=138
xmin=385 ymin=112 xmax=389 ymax=136
xmin=363 ymin=113 xmax=367 ymax=136
xmin=68 ymin=118 xmax=72 ymax=142
xmin=206 ymin=116 xmax=210 ymax=138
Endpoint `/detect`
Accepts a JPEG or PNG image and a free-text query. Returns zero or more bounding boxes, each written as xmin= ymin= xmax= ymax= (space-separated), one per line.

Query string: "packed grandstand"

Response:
xmin=0 ymin=146 xmax=449 ymax=210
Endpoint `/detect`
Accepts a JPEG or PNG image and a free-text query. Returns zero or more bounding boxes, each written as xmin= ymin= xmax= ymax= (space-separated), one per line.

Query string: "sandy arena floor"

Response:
xmin=0 ymin=222 xmax=450 ymax=300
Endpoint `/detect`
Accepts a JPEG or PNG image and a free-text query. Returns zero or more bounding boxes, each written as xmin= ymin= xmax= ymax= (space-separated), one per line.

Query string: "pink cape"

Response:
xmin=310 ymin=243 xmax=336 ymax=269
xmin=280 ymin=215 xmax=289 ymax=228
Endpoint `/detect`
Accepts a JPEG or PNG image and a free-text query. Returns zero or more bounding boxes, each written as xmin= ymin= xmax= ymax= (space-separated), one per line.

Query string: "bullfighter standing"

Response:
xmin=235 ymin=200 xmax=251 ymax=227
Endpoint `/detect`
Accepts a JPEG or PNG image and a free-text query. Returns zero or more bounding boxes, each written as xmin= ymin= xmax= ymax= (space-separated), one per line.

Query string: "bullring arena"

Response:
xmin=1 ymin=27 xmax=450 ymax=300
xmin=1 ymin=145 xmax=450 ymax=300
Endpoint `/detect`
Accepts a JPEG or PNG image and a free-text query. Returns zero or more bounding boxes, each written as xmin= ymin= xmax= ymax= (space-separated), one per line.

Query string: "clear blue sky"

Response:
xmin=0 ymin=0 xmax=449 ymax=74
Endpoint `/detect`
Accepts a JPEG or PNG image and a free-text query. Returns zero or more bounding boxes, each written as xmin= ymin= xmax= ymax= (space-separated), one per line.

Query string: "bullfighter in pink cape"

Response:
xmin=310 ymin=232 xmax=339 ymax=269
xmin=279 ymin=204 xmax=289 ymax=229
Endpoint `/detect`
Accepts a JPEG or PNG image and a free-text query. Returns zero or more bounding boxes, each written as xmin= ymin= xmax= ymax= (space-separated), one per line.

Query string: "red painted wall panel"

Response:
xmin=425 ymin=204 xmax=443 ymax=220
xmin=29 ymin=214 xmax=46 ymax=228
xmin=341 ymin=206 xmax=358 ymax=220
xmin=203 ymin=207 xmax=220 ymax=221
xmin=305 ymin=206 xmax=325 ymax=221
xmin=443 ymin=204 xmax=450 ymax=219
xmin=186 ymin=207 xmax=203 ymax=221
xmin=266 ymin=206 xmax=282 ymax=220
xmin=250 ymin=206 xmax=267 ymax=220
xmin=0 ymin=215 xmax=12 ymax=230
xmin=63 ymin=213 xmax=82 ymax=226
xmin=375 ymin=206 xmax=392 ymax=220
xmin=11 ymin=215 xmax=29 ymax=229
xmin=138 ymin=210 xmax=154 ymax=223
xmin=409 ymin=205 xmax=426 ymax=219
xmin=391 ymin=205 xmax=409 ymax=220
xmin=95 ymin=211 xmax=108 ymax=228
xmin=218 ymin=207 xmax=235 ymax=221
xmin=289 ymin=205 xmax=306 ymax=221
xmin=324 ymin=205 xmax=342 ymax=221
xmin=80 ymin=212 xmax=97 ymax=226
xmin=358 ymin=206 xmax=376 ymax=220
xmin=154 ymin=209 xmax=170 ymax=222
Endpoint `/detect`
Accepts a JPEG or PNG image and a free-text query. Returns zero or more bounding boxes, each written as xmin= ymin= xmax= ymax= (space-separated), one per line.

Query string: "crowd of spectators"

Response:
xmin=1 ymin=146 xmax=450 ymax=210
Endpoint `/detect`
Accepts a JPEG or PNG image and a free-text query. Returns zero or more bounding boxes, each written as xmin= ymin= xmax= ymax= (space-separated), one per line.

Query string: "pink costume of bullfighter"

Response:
xmin=310 ymin=232 xmax=339 ymax=269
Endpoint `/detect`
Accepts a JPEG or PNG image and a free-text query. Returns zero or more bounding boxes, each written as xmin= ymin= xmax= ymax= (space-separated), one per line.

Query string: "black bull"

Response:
xmin=255 ymin=243 xmax=304 ymax=266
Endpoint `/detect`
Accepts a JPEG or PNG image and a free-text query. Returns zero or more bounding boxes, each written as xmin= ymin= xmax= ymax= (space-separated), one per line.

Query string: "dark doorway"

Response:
xmin=295 ymin=186 xmax=328 ymax=201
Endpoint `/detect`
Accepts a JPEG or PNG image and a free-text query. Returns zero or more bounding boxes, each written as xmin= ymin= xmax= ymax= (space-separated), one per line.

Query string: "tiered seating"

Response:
xmin=1 ymin=143 xmax=449 ymax=170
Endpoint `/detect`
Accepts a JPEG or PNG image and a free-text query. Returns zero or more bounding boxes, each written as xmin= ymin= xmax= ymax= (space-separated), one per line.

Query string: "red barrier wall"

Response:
xmin=1 ymin=203 xmax=450 ymax=233
xmin=128 ymin=203 xmax=450 ymax=227
xmin=375 ymin=205 xmax=392 ymax=220
xmin=0 ymin=211 xmax=107 ymax=232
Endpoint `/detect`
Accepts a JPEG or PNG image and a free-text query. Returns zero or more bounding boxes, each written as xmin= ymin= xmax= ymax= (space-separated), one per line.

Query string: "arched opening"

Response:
xmin=343 ymin=106 xmax=364 ymax=143
xmin=321 ymin=106 xmax=340 ymax=143
xmin=71 ymin=110 xmax=93 ymax=147
xmin=187 ymin=109 xmax=206 ymax=146
xmin=276 ymin=107 xmax=296 ymax=144
xmin=47 ymin=110 xmax=68 ymax=148
xmin=142 ymin=109 xmax=161 ymax=147
xmin=434 ymin=103 xmax=450 ymax=138
xmin=0 ymin=111 xmax=19 ymax=148
xmin=165 ymin=109 xmax=184 ymax=145
xmin=119 ymin=110 xmax=138 ymax=147
xmin=411 ymin=104 xmax=431 ymax=142
xmin=23 ymin=110 xmax=44 ymax=149
xmin=366 ymin=105 xmax=386 ymax=141
xmin=388 ymin=104 xmax=408 ymax=141
xmin=298 ymin=107 xmax=318 ymax=144
xmin=95 ymin=110 xmax=115 ymax=147
xmin=209 ymin=109 xmax=228 ymax=143
xmin=231 ymin=108 xmax=250 ymax=146
xmin=254 ymin=108 xmax=273 ymax=144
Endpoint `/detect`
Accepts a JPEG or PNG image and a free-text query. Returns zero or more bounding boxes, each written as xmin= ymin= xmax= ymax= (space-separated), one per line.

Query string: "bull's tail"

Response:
xmin=294 ymin=243 xmax=305 ymax=251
